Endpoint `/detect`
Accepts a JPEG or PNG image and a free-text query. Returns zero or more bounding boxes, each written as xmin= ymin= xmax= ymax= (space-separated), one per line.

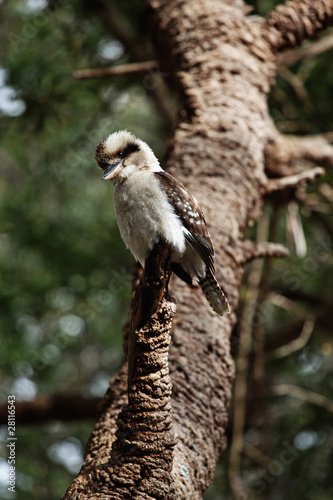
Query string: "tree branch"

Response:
xmin=127 ymin=240 xmax=173 ymax=386
xmin=0 ymin=395 xmax=99 ymax=425
xmin=264 ymin=167 xmax=324 ymax=194
xmin=229 ymin=216 xmax=269 ymax=499
xmin=271 ymin=384 xmax=333 ymax=413
xmin=286 ymin=201 xmax=307 ymax=257
xmin=73 ymin=61 xmax=159 ymax=80
xmin=238 ymin=239 xmax=289 ymax=264
xmin=63 ymin=242 xmax=177 ymax=499
xmin=278 ymin=66 xmax=318 ymax=115
xmin=266 ymin=316 xmax=315 ymax=359
xmin=265 ymin=132 xmax=333 ymax=178
xmin=264 ymin=0 xmax=333 ymax=53
xmin=277 ymin=31 xmax=333 ymax=67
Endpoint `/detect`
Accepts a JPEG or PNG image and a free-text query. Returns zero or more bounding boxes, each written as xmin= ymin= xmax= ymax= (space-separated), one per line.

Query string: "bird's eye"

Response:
xmin=118 ymin=151 xmax=124 ymax=158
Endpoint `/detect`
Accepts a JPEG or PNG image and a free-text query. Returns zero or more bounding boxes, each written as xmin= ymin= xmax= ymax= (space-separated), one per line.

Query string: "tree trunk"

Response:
xmin=63 ymin=0 xmax=333 ymax=498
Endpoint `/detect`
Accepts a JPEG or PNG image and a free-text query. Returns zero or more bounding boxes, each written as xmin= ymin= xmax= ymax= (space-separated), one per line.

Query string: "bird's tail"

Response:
xmin=198 ymin=272 xmax=230 ymax=316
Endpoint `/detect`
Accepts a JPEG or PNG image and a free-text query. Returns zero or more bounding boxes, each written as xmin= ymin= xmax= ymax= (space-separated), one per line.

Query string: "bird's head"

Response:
xmin=95 ymin=130 xmax=160 ymax=182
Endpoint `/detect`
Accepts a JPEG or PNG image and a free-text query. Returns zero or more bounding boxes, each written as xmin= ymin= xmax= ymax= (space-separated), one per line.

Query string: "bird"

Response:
xmin=95 ymin=130 xmax=230 ymax=316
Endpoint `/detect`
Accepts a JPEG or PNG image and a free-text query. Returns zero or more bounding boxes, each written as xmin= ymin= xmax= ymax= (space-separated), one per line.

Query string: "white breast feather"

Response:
xmin=113 ymin=167 xmax=186 ymax=266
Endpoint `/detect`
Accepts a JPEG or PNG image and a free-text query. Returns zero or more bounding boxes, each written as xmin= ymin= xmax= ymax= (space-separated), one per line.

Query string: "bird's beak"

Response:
xmin=102 ymin=160 xmax=123 ymax=180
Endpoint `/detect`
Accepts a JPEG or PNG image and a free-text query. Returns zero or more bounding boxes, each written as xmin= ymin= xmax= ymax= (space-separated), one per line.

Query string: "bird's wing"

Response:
xmin=154 ymin=171 xmax=215 ymax=274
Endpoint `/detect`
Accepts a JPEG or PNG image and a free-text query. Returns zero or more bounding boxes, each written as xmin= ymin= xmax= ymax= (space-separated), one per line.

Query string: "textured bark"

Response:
xmin=264 ymin=0 xmax=333 ymax=51
xmin=265 ymin=131 xmax=333 ymax=177
xmin=63 ymin=0 xmax=333 ymax=498
xmin=64 ymin=243 xmax=176 ymax=499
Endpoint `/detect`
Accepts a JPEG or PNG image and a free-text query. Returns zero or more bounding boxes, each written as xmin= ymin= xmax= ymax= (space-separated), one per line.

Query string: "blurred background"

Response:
xmin=0 ymin=1 xmax=332 ymax=499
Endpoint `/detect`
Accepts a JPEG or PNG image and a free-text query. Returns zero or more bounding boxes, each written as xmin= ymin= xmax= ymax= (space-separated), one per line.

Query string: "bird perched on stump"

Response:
xmin=95 ymin=130 xmax=230 ymax=316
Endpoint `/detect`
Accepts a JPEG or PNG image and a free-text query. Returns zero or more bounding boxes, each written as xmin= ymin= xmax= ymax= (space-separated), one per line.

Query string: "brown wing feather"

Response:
xmin=154 ymin=171 xmax=215 ymax=274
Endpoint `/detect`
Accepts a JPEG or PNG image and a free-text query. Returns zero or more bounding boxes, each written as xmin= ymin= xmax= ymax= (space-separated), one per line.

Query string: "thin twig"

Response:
xmin=265 ymin=167 xmax=324 ymax=194
xmin=239 ymin=240 xmax=289 ymax=264
xmin=279 ymin=67 xmax=317 ymax=115
xmin=271 ymin=384 xmax=333 ymax=414
xmin=253 ymin=205 xmax=280 ymax=384
xmin=267 ymin=316 xmax=315 ymax=360
xmin=286 ymin=201 xmax=307 ymax=257
xmin=243 ymin=442 xmax=272 ymax=468
xmin=295 ymin=188 xmax=331 ymax=214
xmin=277 ymin=32 xmax=333 ymax=68
xmin=73 ymin=61 xmax=159 ymax=80
xmin=229 ymin=214 xmax=269 ymax=499
xmin=268 ymin=291 xmax=305 ymax=316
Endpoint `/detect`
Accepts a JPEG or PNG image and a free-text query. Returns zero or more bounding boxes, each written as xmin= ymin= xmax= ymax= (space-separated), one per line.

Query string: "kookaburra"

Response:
xmin=95 ymin=130 xmax=230 ymax=316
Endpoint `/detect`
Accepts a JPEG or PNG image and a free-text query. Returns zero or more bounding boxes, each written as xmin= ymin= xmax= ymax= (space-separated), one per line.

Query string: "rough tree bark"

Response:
xmin=63 ymin=0 xmax=333 ymax=498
